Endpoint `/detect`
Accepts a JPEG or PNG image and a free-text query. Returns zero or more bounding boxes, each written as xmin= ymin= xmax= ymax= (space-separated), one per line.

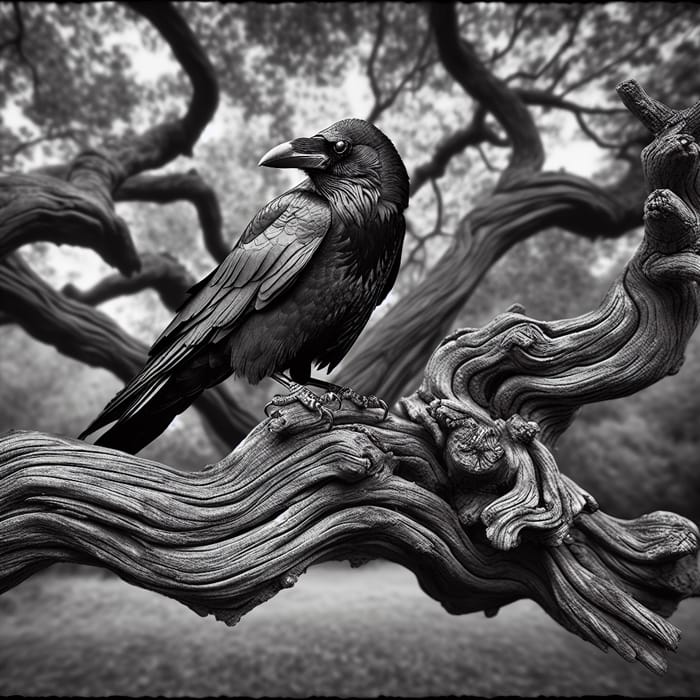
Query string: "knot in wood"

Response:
xmin=445 ymin=417 xmax=506 ymax=483
xmin=642 ymin=132 xmax=700 ymax=209
xmin=280 ymin=573 xmax=298 ymax=588
xmin=643 ymin=188 xmax=699 ymax=254
xmin=504 ymin=414 xmax=540 ymax=444
xmin=500 ymin=323 xmax=543 ymax=352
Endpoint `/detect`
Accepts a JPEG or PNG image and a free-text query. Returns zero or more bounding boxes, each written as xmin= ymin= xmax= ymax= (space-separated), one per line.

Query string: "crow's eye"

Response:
xmin=333 ymin=140 xmax=350 ymax=155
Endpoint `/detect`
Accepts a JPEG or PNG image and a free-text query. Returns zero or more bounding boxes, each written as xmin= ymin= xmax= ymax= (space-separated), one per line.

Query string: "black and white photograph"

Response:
xmin=0 ymin=2 xmax=699 ymax=697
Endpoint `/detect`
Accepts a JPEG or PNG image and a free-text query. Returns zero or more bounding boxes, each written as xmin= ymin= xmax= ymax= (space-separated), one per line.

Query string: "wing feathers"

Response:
xmin=82 ymin=187 xmax=331 ymax=441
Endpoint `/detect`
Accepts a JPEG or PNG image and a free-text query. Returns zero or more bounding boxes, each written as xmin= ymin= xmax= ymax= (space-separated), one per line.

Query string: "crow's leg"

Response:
xmin=306 ymin=378 xmax=389 ymax=420
xmin=265 ymin=373 xmax=338 ymax=426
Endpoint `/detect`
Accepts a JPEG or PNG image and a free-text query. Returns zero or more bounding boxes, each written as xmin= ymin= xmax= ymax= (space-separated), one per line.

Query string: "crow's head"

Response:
xmin=259 ymin=119 xmax=409 ymax=211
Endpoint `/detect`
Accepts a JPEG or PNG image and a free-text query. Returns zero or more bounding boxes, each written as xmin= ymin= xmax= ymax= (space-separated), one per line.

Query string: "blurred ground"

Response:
xmin=0 ymin=561 xmax=698 ymax=697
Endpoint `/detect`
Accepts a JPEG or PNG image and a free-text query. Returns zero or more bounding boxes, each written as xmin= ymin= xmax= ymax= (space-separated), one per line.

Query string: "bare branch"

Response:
xmin=615 ymin=80 xmax=675 ymax=135
xmin=115 ymin=171 xmax=229 ymax=262
xmin=489 ymin=5 xmax=528 ymax=64
xmin=0 ymin=172 xmax=139 ymax=275
xmin=366 ymin=16 xmax=432 ymax=123
xmin=6 ymin=129 xmax=84 ymax=162
xmin=404 ymin=179 xmax=450 ymax=271
xmin=429 ymin=2 xmax=544 ymax=184
xmin=61 ymin=252 xmax=195 ymax=310
xmin=558 ymin=12 xmax=679 ymax=99
xmin=115 ymin=2 xmax=219 ymax=175
xmin=476 ymin=143 xmax=498 ymax=172
xmin=410 ymin=106 xmax=508 ymax=195
xmin=507 ymin=6 xmax=585 ymax=87
xmin=572 ymin=111 xmax=626 ymax=150
xmin=516 ymin=88 xmax=628 ymax=116
xmin=365 ymin=3 xmax=386 ymax=111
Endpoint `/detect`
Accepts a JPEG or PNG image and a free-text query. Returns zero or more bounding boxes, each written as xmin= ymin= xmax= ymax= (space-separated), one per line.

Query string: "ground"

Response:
xmin=0 ymin=561 xmax=698 ymax=697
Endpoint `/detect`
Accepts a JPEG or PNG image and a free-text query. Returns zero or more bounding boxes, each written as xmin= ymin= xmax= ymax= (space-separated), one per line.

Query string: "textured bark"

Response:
xmin=115 ymin=171 xmax=229 ymax=262
xmin=337 ymin=168 xmax=644 ymax=402
xmin=0 ymin=172 xmax=138 ymax=275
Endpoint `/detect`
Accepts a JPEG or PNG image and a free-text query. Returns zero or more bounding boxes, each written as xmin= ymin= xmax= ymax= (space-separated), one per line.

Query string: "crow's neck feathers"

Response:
xmin=311 ymin=171 xmax=382 ymax=229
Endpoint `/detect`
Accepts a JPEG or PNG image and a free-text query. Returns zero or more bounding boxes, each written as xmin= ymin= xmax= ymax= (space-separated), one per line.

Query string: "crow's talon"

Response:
xmin=333 ymin=387 xmax=389 ymax=419
xmin=319 ymin=391 xmax=343 ymax=410
xmin=317 ymin=405 xmax=335 ymax=430
xmin=266 ymin=383 xmax=336 ymax=428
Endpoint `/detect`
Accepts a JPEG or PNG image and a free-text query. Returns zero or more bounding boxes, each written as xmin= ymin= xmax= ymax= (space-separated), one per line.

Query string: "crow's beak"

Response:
xmin=258 ymin=137 xmax=330 ymax=170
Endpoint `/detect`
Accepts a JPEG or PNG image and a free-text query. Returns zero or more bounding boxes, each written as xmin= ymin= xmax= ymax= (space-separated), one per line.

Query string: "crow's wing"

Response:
xmin=81 ymin=188 xmax=331 ymax=436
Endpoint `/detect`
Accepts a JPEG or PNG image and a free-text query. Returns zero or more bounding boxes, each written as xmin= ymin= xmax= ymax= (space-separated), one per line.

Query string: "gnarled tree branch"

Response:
xmin=337 ymin=166 xmax=645 ymax=404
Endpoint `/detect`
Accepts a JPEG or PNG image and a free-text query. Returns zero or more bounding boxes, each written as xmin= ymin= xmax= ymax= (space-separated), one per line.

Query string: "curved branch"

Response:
xmin=0 ymin=253 xmax=255 ymax=446
xmin=366 ymin=24 xmax=433 ymax=124
xmin=116 ymin=1 xmax=219 ymax=175
xmin=410 ymin=106 xmax=507 ymax=195
xmin=0 ymin=3 xmax=220 ymax=277
xmin=429 ymin=2 xmax=544 ymax=184
xmin=0 ymin=173 xmax=139 ymax=275
xmin=337 ymin=166 xmax=645 ymax=404
xmin=365 ymin=3 xmax=386 ymax=113
xmin=29 ymin=167 xmax=230 ymax=264
xmin=488 ymin=5 xmax=528 ymax=64
xmin=114 ymin=171 xmax=229 ymax=262
xmin=559 ymin=13 xmax=679 ymax=100
xmin=61 ymin=251 xmax=195 ymax=310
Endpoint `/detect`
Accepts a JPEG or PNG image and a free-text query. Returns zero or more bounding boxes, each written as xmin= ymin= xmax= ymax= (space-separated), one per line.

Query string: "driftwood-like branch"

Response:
xmin=337 ymin=167 xmax=644 ymax=402
xmin=0 ymin=367 xmax=697 ymax=675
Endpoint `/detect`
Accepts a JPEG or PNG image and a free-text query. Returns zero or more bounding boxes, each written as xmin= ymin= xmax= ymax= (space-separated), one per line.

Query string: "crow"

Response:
xmin=80 ymin=118 xmax=409 ymax=454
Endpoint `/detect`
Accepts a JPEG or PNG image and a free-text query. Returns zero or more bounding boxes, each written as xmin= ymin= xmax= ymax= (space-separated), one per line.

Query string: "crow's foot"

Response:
xmin=321 ymin=385 xmax=389 ymax=420
xmin=265 ymin=382 xmax=336 ymax=428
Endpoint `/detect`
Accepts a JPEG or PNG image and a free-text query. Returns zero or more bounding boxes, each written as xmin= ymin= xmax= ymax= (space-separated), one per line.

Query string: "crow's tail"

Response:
xmin=93 ymin=403 xmax=181 ymax=455
xmin=81 ymin=347 xmax=231 ymax=455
